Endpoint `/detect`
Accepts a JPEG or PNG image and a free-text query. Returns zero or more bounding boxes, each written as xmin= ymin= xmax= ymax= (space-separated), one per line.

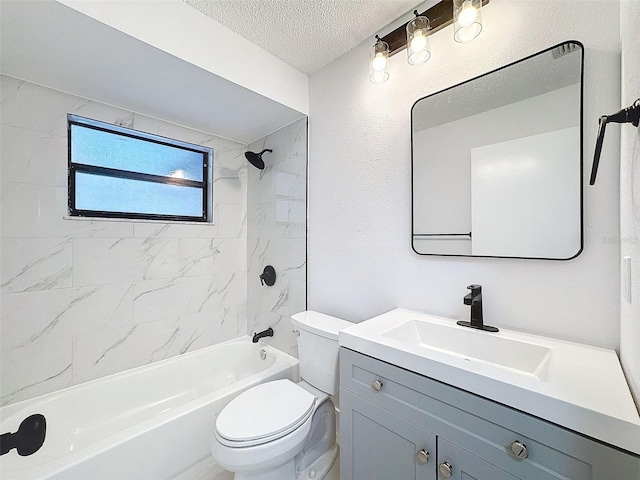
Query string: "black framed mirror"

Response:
xmin=411 ymin=41 xmax=583 ymax=259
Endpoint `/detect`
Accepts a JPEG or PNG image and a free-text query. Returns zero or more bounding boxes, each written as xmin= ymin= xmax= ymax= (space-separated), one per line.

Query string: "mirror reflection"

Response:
xmin=411 ymin=41 xmax=583 ymax=259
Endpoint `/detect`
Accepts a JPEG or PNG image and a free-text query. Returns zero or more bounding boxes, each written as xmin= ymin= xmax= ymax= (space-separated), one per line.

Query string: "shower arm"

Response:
xmin=590 ymin=99 xmax=640 ymax=185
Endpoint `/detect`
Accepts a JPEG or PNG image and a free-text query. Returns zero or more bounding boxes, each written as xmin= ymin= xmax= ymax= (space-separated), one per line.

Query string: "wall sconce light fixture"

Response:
xmin=370 ymin=0 xmax=488 ymax=83
xmin=453 ymin=0 xmax=483 ymax=42
xmin=369 ymin=35 xmax=390 ymax=83
xmin=406 ymin=11 xmax=431 ymax=65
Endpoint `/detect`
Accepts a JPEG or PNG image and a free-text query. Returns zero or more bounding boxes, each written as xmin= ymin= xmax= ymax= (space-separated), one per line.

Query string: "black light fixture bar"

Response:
xmin=381 ymin=0 xmax=490 ymax=56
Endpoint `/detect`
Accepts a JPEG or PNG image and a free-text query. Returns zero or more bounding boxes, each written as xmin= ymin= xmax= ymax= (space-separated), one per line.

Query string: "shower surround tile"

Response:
xmin=0 ymin=125 xmax=67 ymax=187
xmin=133 ymin=275 xmax=218 ymax=323
xmin=73 ymin=238 xmax=179 ymax=285
xmin=133 ymin=222 xmax=219 ymax=239
xmin=0 ymin=75 xmax=251 ymax=405
xmin=1 ymin=182 xmax=135 ymax=239
xmin=179 ymin=312 xmax=225 ymax=354
xmin=1 ymin=283 xmax=134 ymax=350
xmin=0 ymin=75 xmax=305 ymax=405
xmin=1 ymin=238 xmax=72 ymax=294
xmin=72 ymin=318 xmax=181 ymax=384
xmin=289 ymin=118 xmax=307 ymax=158
xmin=0 ymin=339 xmax=73 ymax=406
xmin=216 ymin=203 xmax=248 ymax=238
xmin=1 ymin=76 xmax=133 ymax=137
xmin=179 ymin=239 xmax=223 ymax=277
xmin=247 ymin=121 xmax=307 ymax=357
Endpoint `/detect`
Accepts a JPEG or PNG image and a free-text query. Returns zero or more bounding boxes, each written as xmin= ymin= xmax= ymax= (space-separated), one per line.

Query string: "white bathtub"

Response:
xmin=0 ymin=336 xmax=299 ymax=480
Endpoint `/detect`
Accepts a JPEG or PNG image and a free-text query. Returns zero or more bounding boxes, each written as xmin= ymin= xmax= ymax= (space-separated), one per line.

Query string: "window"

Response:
xmin=68 ymin=115 xmax=212 ymax=222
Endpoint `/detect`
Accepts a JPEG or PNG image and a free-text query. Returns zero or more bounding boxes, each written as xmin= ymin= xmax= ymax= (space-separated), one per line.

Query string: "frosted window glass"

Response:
xmin=75 ymin=173 xmax=203 ymax=217
xmin=71 ymin=124 xmax=204 ymax=181
xmin=68 ymin=115 xmax=211 ymax=222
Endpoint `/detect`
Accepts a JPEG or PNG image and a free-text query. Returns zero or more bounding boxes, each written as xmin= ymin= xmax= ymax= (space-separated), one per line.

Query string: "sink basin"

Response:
xmin=338 ymin=308 xmax=640 ymax=455
xmin=381 ymin=319 xmax=552 ymax=380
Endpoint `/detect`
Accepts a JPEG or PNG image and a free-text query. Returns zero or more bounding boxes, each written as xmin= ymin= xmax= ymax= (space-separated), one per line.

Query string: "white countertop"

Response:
xmin=339 ymin=308 xmax=640 ymax=455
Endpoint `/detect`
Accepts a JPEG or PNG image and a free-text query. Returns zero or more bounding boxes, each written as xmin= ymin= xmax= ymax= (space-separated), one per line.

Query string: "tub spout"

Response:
xmin=252 ymin=327 xmax=274 ymax=343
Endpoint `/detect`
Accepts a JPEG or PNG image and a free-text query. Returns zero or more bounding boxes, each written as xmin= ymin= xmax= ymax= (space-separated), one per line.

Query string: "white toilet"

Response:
xmin=211 ymin=311 xmax=352 ymax=480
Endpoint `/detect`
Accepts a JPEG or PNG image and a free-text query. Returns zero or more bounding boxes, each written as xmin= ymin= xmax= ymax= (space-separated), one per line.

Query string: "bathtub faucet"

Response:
xmin=252 ymin=327 xmax=274 ymax=343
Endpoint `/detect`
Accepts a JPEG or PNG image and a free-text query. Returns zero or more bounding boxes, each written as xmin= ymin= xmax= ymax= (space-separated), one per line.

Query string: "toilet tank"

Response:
xmin=291 ymin=311 xmax=353 ymax=395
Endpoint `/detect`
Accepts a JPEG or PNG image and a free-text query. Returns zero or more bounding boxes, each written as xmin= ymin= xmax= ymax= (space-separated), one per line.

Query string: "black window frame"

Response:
xmin=68 ymin=114 xmax=212 ymax=223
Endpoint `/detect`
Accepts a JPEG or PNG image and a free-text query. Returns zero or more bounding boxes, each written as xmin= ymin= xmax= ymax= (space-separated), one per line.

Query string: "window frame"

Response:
xmin=68 ymin=114 xmax=212 ymax=223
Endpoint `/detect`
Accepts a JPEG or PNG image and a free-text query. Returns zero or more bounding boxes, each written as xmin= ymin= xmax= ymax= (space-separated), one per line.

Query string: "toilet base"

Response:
xmin=297 ymin=444 xmax=338 ymax=480
xmin=233 ymin=445 xmax=338 ymax=480
xmin=233 ymin=457 xmax=295 ymax=480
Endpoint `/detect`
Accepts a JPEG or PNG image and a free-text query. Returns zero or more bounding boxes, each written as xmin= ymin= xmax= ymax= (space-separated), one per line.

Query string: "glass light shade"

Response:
xmin=453 ymin=0 xmax=482 ymax=43
xmin=406 ymin=15 xmax=431 ymax=65
xmin=369 ymin=38 xmax=390 ymax=83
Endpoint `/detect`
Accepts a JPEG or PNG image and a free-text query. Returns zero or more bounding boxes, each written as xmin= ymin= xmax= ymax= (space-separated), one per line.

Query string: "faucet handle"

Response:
xmin=467 ymin=284 xmax=482 ymax=295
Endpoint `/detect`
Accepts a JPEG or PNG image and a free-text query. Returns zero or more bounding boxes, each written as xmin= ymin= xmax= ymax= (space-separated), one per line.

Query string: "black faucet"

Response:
xmin=456 ymin=285 xmax=499 ymax=332
xmin=252 ymin=327 xmax=274 ymax=343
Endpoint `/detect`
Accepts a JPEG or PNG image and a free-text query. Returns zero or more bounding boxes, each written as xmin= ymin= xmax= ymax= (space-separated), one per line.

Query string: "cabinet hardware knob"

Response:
xmin=372 ymin=380 xmax=383 ymax=392
xmin=510 ymin=440 xmax=528 ymax=459
xmin=439 ymin=461 xmax=453 ymax=478
xmin=416 ymin=449 xmax=429 ymax=464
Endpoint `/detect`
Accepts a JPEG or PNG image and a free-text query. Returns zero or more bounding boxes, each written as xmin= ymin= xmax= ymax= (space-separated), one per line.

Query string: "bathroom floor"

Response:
xmin=173 ymin=455 xmax=340 ymax=480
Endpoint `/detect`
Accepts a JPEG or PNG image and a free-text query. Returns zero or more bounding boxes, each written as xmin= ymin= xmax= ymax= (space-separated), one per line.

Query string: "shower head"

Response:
xmin=245 ymin=149 xmax=272 ymax=170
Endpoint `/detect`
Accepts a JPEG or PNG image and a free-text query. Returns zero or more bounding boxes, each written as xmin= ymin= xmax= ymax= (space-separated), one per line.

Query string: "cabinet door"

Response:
xmin=437 ymin=438 xmax=519 ymax=480
xmin=340 ymin=389 xmax=437 ymax=480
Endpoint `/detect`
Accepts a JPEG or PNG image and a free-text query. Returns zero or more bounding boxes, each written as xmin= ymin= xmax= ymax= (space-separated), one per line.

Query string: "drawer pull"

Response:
xmin=416 ymin=449 xmax=429 ymax=464
xmin=510 ymin=440 xmax=529 ymax=459
xmin=439 ymin=461 xmax=453 ymax=478
xmin=372 ymin=380 xmax=383 ymax=392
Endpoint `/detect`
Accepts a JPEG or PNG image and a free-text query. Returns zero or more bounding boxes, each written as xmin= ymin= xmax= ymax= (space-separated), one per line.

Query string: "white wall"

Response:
xmin=619 ymin=0 xmax=640 ymax=405
xmin=308 ymin=0 xmax=622 ymax=349
xmin=0 ymin=76 xmax=249 ymax=405
xmin=57 ymin=0 xmax=309 ymax=116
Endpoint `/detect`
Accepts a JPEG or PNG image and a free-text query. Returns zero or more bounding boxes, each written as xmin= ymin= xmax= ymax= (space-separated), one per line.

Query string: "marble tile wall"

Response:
xmin=247 ymin=119 xmax=308 ymax=357
xmin=0 ymin=75 xmax=250 ymax=405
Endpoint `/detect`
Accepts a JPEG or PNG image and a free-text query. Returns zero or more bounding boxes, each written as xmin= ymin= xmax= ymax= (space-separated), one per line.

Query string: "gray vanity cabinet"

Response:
xmin=341 ymin=389 xmax=437 ymax=479
xmin=436 ymin=438 xmax=519 ymax=480
xmin=340 ymin=347 xmax=640 ymax=480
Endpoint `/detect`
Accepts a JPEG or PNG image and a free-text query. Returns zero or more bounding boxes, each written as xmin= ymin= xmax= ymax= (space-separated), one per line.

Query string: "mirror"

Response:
xmin=411 ymin=41 xmax=583 ymax=259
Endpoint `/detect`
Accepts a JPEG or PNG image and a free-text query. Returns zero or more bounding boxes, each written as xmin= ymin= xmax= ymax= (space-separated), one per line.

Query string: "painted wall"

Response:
xmin=57 ymin=0 xmax=309 ymax=116
xmin=619 ymin=0 xmax=640 ymax=405
xmin=0 ymin=76 xmax=249 ymax=405
xmin=308 ymin=0 xmax=622 ymax=349
xmin=247 ymin=120 xmax=308 ymax=357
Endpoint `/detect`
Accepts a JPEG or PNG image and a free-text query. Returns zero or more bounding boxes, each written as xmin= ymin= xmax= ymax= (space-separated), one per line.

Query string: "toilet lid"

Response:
xmin=216 ymin=379 xmax=316 ymax=446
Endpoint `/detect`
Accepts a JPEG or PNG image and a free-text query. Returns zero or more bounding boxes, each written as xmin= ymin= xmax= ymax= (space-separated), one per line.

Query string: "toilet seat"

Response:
xmin=215 ymin=379 xmax=316 ymax=447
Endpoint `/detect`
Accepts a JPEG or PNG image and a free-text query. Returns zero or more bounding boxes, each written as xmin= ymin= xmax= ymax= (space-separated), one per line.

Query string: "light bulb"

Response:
xmin=372 ymin=52 xmax=387 ymax=71
xmin=458 ymin=0 xmax=478 ymax=28
xmin=410 ymin=30 xmax=427 ymax=52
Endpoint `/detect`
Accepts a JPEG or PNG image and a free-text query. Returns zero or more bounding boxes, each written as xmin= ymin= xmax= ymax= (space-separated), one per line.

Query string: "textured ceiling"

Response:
xmin=183 ymin=0 xmax=419 ymax=74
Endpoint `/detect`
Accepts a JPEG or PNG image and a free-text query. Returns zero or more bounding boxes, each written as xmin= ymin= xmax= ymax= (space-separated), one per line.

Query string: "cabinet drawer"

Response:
xmin=340 ymin=347 xmax=640 ymax=480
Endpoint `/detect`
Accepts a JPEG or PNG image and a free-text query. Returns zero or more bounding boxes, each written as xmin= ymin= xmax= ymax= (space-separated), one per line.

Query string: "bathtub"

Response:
xmin=0 ymin=336 xmax=299 ymax=480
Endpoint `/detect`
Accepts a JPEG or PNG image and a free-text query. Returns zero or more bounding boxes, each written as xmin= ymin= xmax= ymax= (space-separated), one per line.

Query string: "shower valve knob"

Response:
xmin=259 ymin=265 xmax=276 ymax=286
